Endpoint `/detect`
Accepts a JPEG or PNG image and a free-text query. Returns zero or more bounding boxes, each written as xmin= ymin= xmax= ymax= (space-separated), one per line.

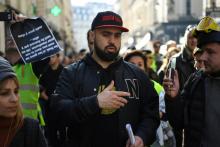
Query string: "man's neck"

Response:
xmin=92 ymin=52 xmax=114 ymax=69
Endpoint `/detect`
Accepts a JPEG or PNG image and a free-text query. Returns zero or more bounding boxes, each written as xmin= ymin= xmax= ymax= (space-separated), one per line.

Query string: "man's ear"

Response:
xmin=91 ymin=31 xmax=95 ymax=42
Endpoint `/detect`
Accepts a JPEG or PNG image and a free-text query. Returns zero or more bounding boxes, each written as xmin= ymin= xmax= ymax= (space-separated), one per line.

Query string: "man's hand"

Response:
xmin=97 ymin=80 xmax=130 ymax=109
xmin=126 ymin=136 xmax=144 ymax=147
xmin=163 ymin=69 xmax=179 ymax=98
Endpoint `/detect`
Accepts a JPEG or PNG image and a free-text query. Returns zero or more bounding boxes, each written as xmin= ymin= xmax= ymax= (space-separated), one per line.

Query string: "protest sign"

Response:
xmin=10 ymin=17 xmax=61 ymax=63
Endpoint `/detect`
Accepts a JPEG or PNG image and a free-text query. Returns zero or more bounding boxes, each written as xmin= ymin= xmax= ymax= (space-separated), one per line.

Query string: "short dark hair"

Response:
xmin=124 ymin=50 xmax=147 ymax=71
xmin=153 ymin=40 xmax=161 ymax=48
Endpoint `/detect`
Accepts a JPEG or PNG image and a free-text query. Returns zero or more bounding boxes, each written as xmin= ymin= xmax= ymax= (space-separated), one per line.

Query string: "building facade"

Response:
xmin=117 ymin=0 xmax=207 ymax=49
xmin=72 ymin=2 xmax=113 ymax=52
xmin=0 ymin=0 xmax=75 ymax=54
xmin=206 ymin=0 xmax=220 ymax=17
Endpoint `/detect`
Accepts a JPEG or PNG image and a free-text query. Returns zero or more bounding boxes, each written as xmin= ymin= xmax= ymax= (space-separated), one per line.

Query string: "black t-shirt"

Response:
xmin=92 ymin=68 xmax=119 ymax=147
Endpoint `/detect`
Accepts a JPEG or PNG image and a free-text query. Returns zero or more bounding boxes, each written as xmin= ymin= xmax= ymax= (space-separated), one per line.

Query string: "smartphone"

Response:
xmin=168 ymin=58 xmax=176 ymax=80
xmin=0 ymin=12 xmax=12 ymax=21
xmin=168 ymin=67 xmax=175 ymax=80
xmin=126 ymin=123 xmax=136 ymax=145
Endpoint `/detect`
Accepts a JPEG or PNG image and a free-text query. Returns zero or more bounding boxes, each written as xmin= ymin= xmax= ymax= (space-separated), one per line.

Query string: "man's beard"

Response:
xmin=94 ymin=41 xmax=120 ymax=62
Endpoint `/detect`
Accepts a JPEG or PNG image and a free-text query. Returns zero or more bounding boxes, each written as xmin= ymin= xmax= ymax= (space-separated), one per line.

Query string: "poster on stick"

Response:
xmin=10 ymin=17 xmax=61 ymax=63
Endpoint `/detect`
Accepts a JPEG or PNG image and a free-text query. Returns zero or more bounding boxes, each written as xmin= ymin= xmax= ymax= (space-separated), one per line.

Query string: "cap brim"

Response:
xmin=95 ymin=25 xmax=129 ymax=32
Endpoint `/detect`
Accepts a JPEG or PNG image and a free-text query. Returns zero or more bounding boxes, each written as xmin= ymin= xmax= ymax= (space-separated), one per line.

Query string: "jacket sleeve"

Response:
xmin=135 ymin=72 xmax=160 ymax=146
xmin=165 ymin=72 xmax=199 ymax=129
xmin=165 ymin=94 xmax=184 ymax=129
xmin=50 ymin=64 xmax=100 ymax=126
xmin=164 ymin=56 xmax=186 ymax=129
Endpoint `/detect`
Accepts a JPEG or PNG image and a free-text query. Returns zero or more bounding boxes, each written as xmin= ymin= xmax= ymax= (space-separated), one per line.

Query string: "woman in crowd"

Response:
xmin=124 ymin=50 xmax=175 ymax=147
xmin=124 ymin=50 xmax=165 ymax=117
xmin=0 ymin=57 xmax=47 ymax=147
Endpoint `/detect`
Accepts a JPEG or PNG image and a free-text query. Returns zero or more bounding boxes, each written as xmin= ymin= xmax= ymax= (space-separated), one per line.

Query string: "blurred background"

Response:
xmin=0 ymin=0 xmax=219 ymax=55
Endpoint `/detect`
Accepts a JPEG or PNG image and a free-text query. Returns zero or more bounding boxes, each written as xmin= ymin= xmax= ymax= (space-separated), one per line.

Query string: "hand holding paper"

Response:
xmin=126 ymin=124 xmax=136 ymax=145
xmin=126 ymin=124 xmax=144 ymax=147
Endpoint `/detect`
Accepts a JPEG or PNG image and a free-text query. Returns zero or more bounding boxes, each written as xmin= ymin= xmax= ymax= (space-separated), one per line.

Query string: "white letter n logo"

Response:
xmin=125 ymin=79 xmax=139 ymax=99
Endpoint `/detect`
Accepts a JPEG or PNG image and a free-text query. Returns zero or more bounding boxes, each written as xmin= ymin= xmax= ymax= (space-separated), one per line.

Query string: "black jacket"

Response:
xmin=50 ymin=54 xmax=160 ymax=147
xmin=165 ymin=47 xmax=196 ymax=129
xmin=183 ymin=71 xmax=220 ymax=147
xmin=165 ymin=71 xmax=204 ymax=147
xmin=181 ymin=71 xmax=205 ymax=147
xmin=10 ymin=118 xmax=47 ymax=147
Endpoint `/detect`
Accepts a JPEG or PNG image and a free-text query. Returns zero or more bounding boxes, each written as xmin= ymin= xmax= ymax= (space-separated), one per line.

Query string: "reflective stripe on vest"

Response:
xmin=20 ymin=84 xmax=39 ymax=92
xmin=22 ymin=103 xmax=37 ymax=109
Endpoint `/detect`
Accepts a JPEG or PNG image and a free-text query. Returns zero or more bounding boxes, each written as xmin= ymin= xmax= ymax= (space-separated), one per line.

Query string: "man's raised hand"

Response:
xmin=97 ymin=80 xmax=130 ymax=109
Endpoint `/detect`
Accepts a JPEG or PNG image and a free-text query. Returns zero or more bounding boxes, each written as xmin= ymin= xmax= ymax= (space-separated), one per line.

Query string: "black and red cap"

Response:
xmin=91 ymin=11 xmax=129 ymax=32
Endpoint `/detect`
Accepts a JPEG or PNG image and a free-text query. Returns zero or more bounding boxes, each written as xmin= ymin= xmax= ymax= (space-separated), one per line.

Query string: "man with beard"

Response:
xmin=50 ymin=11 xmax=159 ymax=147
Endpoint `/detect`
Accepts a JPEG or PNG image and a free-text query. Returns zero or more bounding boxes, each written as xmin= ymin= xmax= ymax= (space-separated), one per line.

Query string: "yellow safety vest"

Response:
xmin=152 ymin=80 xmax=164 ymax=95
xmin=13 ymin=63 xmax=45 ymax=126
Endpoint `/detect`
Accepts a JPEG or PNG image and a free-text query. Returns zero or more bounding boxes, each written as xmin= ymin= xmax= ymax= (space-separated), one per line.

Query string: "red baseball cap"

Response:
xmin=91 ymin=11 xmax=129 ymax=32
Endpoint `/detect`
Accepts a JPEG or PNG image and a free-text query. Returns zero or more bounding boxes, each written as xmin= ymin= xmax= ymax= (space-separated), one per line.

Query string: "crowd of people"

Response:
xmin=1 ymin=10 xmax=220 ymax=147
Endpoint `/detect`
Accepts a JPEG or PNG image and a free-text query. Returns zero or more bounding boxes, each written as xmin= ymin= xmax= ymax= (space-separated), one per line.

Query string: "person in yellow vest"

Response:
xmin=4 ymin=12 xmax=49 ymax=126
xmin=5 ymin=46 xmax=49 ymax=126
xmin=124 ymin=50 xmax=165 ymax=113
xmin=152 ymin=40 xmax=163 ymax=72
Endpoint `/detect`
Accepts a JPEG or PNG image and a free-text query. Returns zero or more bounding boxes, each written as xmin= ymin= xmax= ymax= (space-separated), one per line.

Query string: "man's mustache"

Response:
xmin=105 ymin=45 xmax=117 ymax=50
